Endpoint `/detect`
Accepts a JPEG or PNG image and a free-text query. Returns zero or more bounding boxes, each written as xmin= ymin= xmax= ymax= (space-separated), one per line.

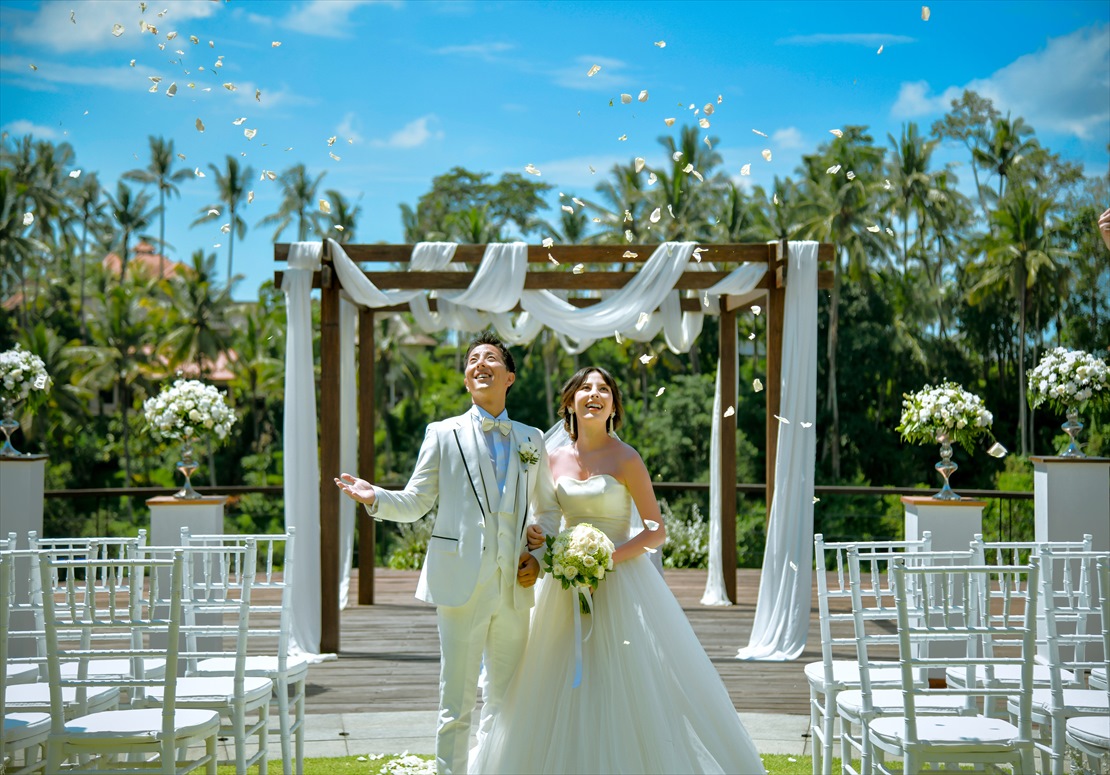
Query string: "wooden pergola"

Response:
xmin=276 ymin=240 xmax=833 ymax=653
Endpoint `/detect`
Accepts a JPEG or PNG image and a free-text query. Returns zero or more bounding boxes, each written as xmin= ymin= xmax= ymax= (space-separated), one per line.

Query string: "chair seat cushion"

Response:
xmin=870 ymin=714 xmax=1021 ymax=748
xmin=2 ymin=712 xmax=51 ymax=744
xmin=61 ymin=658 xmax=166 ymax=680
xmin=6 ymin=683 xmax=120 ymax=713
xmin=946 ymin=663 xmax=1074 ymax=687
xmin=837 ymin=689 xmax=967 ymax=717
xmin=1067 ymin=716 xmax=1110 ymax=748
xmin=1015 ymin=688 xmax=1110 ymax=717
xmin=195 ymin=655 xmax=309 ymax=680
xmin=804 ymin=659 xmax=905 ymax=689
xmin=143 ymin=676 xmax=274 ymax=708
xmin=5 ymin=661 xmax=40 ymax=684
xmin=1090 ymin=667 xmax=1107 ymax=690
xmin=64 ymin=708 xmax=220 ymax=740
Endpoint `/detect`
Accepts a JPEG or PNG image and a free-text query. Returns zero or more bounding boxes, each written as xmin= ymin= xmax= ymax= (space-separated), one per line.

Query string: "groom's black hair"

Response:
xmin=465 ymin=330 xmax=516 ymax=395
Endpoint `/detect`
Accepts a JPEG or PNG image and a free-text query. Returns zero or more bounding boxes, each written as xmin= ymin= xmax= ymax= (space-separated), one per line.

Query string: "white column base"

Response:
xmin=1 ymin=455 xmax=47 ymax=658
xmin=1032 ymin=457 xmax=1110 ymax=552
xmin=902 ymin=495 xmax=986 ymax=551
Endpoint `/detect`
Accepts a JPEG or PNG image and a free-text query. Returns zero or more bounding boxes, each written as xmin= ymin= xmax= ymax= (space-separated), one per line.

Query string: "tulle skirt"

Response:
xmin=470 ymin=554 xmax=765 ymax=774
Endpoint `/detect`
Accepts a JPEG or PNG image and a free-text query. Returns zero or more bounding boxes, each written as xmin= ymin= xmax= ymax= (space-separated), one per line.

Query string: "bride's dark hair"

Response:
xmin=560 ymin=366 xmax=623 ymax=441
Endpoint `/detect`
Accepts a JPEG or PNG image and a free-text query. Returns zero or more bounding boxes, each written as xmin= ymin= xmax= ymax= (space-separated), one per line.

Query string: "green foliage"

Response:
xmin=385 ymin=519 xmax=433 ymax=570
xmin=659 ymin=499 xmax=708 ymax=569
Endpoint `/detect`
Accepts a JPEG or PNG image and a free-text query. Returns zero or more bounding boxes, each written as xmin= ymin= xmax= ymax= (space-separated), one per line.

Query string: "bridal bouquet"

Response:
xmin=0 ymin=344 xmax=52 ymax=403
xmin=1027 ymin=347 xmax=1109 ymax=413
xmin=543 ymin=523 xmax=615 ymax=613
xmin=143 ymin=378 xmax=236 ymax=442
xmin=897 ymin=381 xmax=994 ymax=452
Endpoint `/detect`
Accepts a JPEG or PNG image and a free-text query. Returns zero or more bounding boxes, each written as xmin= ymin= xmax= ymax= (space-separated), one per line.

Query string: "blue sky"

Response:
xmin=1 ymin=0 xmax=1108 ymax=299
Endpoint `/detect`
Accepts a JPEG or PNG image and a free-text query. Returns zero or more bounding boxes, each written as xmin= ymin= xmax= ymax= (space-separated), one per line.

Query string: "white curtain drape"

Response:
xmin=337 ymin=298 xmax=357 ymax=610
xmin=281 ymin=242 xmax=333 ymax=662
xmin=736 ymin=241 xmax=818 ymax=661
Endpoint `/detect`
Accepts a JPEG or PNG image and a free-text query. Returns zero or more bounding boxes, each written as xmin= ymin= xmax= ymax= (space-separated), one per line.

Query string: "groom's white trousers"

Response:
xmin=435 ymin=566 xmax=529 ymax=775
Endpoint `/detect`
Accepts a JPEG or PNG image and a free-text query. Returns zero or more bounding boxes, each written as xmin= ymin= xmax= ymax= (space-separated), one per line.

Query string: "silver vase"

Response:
xmin=174 ymin=438 xmax=202 ymax=499
xmin=0 ymin=396 xmax=22 ymax=457
xmin=1059 ymin=407 xmax=1086 ymax=458
xmin=932 ymin=433 xmax=962 ymax=501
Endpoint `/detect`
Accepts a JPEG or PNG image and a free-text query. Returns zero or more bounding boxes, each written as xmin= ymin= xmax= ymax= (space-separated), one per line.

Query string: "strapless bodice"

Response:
xmin=555 ymin=474 xmax=632 ymax=544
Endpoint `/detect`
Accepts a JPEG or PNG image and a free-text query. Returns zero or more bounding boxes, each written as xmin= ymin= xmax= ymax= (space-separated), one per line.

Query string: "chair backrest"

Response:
xmin=813 ymin=532 xmax=933 ymax=681
xmin=891 ymin=557 xmax=1038 ymax=745
xmin=0 ymin=531 xmax=16 ymax=551
xmin=1037 ymin=548 xmax=1110 ymax=693
xmin=181 ymin=527 xmax=295 ymax=667
xmin=39 ymin=549 xmax=187 ymax=740
xmin=0 ymin=549 xmax=15 ymax=766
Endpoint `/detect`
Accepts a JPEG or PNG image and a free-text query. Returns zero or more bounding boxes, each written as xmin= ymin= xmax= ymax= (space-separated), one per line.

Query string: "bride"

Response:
xmin=471 ymin=366 xmax=764 ymax=775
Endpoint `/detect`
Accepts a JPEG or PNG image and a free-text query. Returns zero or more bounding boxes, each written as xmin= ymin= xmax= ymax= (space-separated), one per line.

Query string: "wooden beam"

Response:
xmin=319 ymin=245 xmax=342 ymax=653
xmin=358 ymin=308 xmax=376 ymax=605
xmin=351 ymin=271 xmax=736 ymax=291
xmin=765 ymin=241 xmax=787 ymax=526
xmin=719 ymin=297 xmax=738 ymax=604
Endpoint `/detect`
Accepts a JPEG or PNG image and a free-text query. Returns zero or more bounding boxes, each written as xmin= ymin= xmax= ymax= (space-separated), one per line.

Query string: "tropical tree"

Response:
xmin=258 ymin=163 xmax=326 ymax=243
xmin=103 ymin=181 xmax=156 ymax=281
xmin=650 ymin=125 xmax=725 ymax=241
xmin=321 ymin=189 xmax=361 ymax=243
xmin=932 ymin=90 xmax=1000 ymax=223
xmin=157 ymin=250 xmax=235 ymax=378
xmin=0 ymin=169 xmax=48 ymax=328
xmin=71 ymin=171 xmax=107 ymax=338
xmin=969 ymin=185 xmax=1067 ymax=455
xmin=227 ymin=299 xmax=283 ymax=453
xmin=123 ymin=136 xmax=191 ymax=278
xmin=400 ymin=167 xmax=551 ymax=242
xmin=974 ymin=115 xmax=1039 ymax=209
xmin=193 ymin=156 xmax=254 ymax=280
xmin=583 ymin=160 xmax=649 ymax=244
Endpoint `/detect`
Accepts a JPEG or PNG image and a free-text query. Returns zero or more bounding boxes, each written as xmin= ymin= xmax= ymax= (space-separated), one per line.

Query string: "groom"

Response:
xmin=335 ymin=330 xmax=561 ymax=774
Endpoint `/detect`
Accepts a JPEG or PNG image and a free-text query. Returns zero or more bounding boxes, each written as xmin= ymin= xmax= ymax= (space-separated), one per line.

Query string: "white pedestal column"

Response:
xmin=147 ymin=495 xmax=229 ymax=671
xmin=1032 ymin=457 xmax=1110 ymax=552
xmin=1 ymin=455 xmax=47 ymax=658
xmin=901 ymin=495 xmax=986 ymax=551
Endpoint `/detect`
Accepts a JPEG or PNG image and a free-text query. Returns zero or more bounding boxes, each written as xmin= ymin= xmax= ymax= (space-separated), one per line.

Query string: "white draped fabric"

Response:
xmin=736 ymin=241 xmax=818 ymax=661
xmin=337 ymin=299 xmax=357 ymax=610
xmin=282 ymin=239 xmax=816 ymax=657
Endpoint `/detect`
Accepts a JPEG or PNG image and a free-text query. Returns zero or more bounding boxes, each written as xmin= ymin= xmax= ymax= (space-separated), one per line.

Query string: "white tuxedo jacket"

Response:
xmin=369 ymin=411 xmax=562 ymax=608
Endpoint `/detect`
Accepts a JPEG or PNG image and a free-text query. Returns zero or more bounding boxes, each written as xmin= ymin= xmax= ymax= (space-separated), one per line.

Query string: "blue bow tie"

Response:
xmin=481 ymin=416 xmax=512 ymax=436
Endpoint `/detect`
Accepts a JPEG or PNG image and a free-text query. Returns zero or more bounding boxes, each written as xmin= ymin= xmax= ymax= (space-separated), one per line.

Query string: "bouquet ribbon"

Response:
xmin=571 ymin=584 xmax=594 ymax=689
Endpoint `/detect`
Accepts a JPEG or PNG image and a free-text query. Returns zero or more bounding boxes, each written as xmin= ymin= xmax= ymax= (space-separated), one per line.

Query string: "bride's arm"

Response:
xmin=612 ymin=449 xmax=666 ymax=565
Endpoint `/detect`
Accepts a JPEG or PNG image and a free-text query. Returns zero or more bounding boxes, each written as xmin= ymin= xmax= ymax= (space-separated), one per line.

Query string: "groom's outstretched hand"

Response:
xmin=517 ymin=553 xmax=539 ymax=588
xmin=334 ymin=473 xmax=376 ymax=506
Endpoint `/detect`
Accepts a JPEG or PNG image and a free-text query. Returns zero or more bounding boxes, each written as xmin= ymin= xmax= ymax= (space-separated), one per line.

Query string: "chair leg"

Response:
xmin=276 ymin=676 xmax=292 ymax=775
xmin=295 ymin=678 xmax=306 ymax=775
xmin=258 ymin=700 xmax=270 ymax=775
xmin=233 ymin=704 xmax=248 ymax=774
xmin=822 ymin=687 xmax=838 ymax=775
xmin=207 ymin=732 xmax=218 ymax=775
xmin=810 ymin=686 xmax=823 ymax=775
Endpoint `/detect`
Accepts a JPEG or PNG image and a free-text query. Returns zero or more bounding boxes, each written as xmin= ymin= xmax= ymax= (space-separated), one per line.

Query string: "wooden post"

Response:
xmin=765 ymin=240 xmax=787 ymax=526
xmin=358 ymin=308 xmax=376 ymax=605
xmin=719 ymin=296 xmax=738 ymax=604
xmin=319 ymin=242 xmax=341 ymax=653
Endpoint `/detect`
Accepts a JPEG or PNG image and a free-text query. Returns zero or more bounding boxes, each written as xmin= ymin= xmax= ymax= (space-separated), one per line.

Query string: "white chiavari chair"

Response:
xmin=133 ymin=540 xmax=273 ymax=773
xmin=2 ymin=532 xmax=40 ymax=687
xmin=39 ymin=548 xmax=220 ymax=774
xmin=0 ymin=549 xmax=49 ymax=774
xmin=807 ymin=532 xmax=932 ymax=775
xmin=1017 ymin=548 xmax=1110 ymax=775
xmin=1065 ymin=556 xmax=1110 ymax=774
xmin=867 ymin=558 xmax=1038 ymax=774
xmin=182 ymin=527 xmax=306 ymax=775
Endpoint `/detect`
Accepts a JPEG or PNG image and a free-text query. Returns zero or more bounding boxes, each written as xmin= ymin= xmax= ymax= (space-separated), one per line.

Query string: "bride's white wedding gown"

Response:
xmin=471 ymin=474 xmax=765 ymax=775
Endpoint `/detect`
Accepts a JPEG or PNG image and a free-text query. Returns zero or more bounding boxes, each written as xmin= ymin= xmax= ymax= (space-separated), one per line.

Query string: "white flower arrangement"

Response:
xmin=0 ymin=344 xmax=52 ymax=404
xmin=897 ymin=381 xmax=994 ymax=452
xmin=518 ymin=440 xmax=540 ymax=468
xmin=542 ymin=522 xmax=615 ymax=612
xmin=1027 ymin=347 xmax=1109 ymax=414
xmin=142 ymin=379 xmax=236 ymax=443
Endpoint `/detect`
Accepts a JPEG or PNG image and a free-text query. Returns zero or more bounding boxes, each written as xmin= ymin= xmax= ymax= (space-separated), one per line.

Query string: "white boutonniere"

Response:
xmin=518 ymin=440 xmax=540 ymax=468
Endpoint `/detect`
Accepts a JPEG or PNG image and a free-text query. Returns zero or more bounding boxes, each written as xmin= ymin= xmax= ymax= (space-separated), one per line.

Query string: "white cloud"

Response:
xmin=336 ymin=112 xmax=363 ymax=144
xmin=0 ymin=54 xmax=144 ymax=92
xmin=7 ymin=0 xmax=217 ymax=53
xmin=520 ymin=154 xmax=630 ymax=190
xmin=2 ymin=119 xmax=59 ymax=140
xmin=434 ymin=42 xmax=516 ymax=61
xmin=279 ymin=0 xmax=399 ymax=38
xmin=552 ymin=56 xmax=630 ymax=91
xmin=771 ymin=127 xmax=805 ymax=151
xmin=371 ymin=115 xmax=443 ymax=149
xmin=777 ymin=33 xmax=915 ymax=47
xmin=892 ymin=23 xmax=1110 ymax=141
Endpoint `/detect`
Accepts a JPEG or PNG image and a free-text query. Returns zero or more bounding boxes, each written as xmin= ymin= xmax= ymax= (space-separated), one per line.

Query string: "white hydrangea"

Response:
xmin=142 ymin=379 xmax=236 ymax=443
xmin=1028 ymin=347 xmax=1109 ymax=413
xmin=0 ymin=344 xmax=52 ymax=403
xmin=897 ymin=381 xmax=994 ymax=452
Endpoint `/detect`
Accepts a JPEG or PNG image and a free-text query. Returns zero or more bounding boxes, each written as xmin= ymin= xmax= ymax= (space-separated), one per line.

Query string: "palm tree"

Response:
xmin=747 ymin=178 xmax=804 ymax=242
xmin=227 ymin=305 xmax=282 ymax=453
xmin=124 ymin=136 xmax=192 ymax=278
xmin=193 ymin=156 xmax=254 ymax=281
xmin=585 ymin=160 xmax=649 ymax=244
xmin=103 ymin=182 xmax=156 ymax=282
xmin=970 ymin=186 xmax=1067 ymax=455
xmin=71 ymin=172 xmax=106 ymax=339
xmin=795 ymin=126 xmax=889 ymax=478
xmin=0 ymin=169 xmax=48 ymax=328
xmin=651 ymin=125 xmax=725 ymax=241
xmin=257 ymin=163 xmax=326 ymax=242
xmin=884 ymin=123 xmax=941 ymax=273
xmin=158 ymin=250 xmax=234 ymax=378
xmin=974 ymin=115 xmax=1039 ymax=209
xmin=321 ymin=189 xmax=361 ymax=243
xmin=448 ymin=206 xmax=503 ymax=243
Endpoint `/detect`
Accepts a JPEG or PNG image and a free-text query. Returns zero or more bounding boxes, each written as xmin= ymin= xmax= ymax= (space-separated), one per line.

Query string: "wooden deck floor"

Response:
xmin=301 ymin=568 xmax=831 ymax=717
